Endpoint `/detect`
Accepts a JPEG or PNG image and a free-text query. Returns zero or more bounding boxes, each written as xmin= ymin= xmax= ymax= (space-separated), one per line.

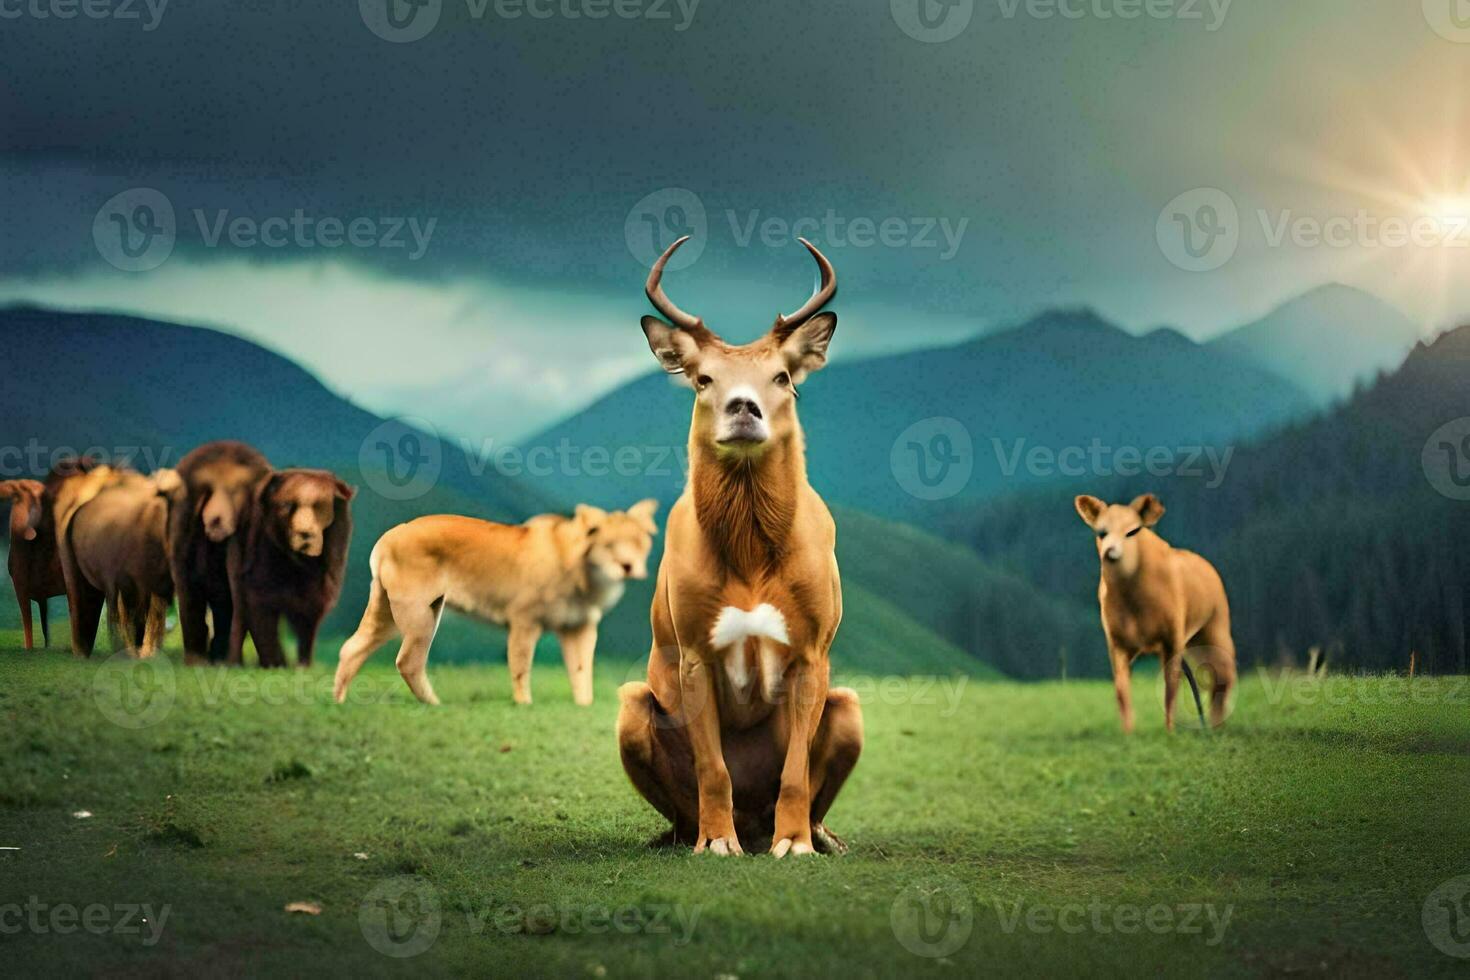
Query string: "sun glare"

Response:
xmin=1422 ymin=195 xmax=1470 ymax=224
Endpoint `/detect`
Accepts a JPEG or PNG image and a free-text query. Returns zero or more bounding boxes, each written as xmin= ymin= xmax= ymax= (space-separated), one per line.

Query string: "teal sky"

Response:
xmin=2 ymin=1 xmax=1467 ymax=435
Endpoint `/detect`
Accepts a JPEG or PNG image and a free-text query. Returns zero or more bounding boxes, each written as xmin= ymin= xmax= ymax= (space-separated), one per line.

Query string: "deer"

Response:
xmin=616 ymin=236 xmax=863 ymax=858
xmin=1075 ymin=493 xmax=1238 ymax=732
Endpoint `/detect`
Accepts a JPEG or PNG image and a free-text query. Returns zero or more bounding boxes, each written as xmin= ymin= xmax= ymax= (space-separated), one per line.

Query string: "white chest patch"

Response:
xmin=711 ymin=604 xmax=791 ymax=700
xmin=710 ymin=603 xmax=790 ymax=651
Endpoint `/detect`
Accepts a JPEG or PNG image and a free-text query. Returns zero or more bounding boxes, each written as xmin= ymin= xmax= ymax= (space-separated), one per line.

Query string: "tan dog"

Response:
xmin=53 ymin=466 xmax=182 ymax=657
xmin=1076 ymin=493 xmax=1237 ymax=732
xmin=616 ymin=237 xmax=863 ymax=858
xmin=333 ymin=501 xmax=658 ymax=706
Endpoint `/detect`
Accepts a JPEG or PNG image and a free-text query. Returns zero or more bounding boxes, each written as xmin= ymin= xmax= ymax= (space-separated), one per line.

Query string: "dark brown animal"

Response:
xmin=169 ymin=441 xmax=271 ymax=664
xmin=3 ymin=457 xmax=104 ymax=648
xmin=54 ymin=466 xmax=181 ymax=657
xmin=2 ymin=479 xmax=52 ymax=648
xmin=232 ymin=468 xmax=354 ymax=668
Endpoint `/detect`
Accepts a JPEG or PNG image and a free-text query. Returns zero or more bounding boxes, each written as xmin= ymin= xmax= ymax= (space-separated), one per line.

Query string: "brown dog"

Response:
xmin=1075 ymin=493 xmax=1238 ymax=732
xmin=616 ymin=238 xmax=862 ymax=857
xmin=54 ymin=466 xmax=181 ymax=657
xmin=2 ymin=479 xmax=53 ymax=648
xmin=231 ymin=468 xmax=354 ymax=668
xmin=169 ymin=441 xmax=272 ymax=664
xmin=333 ymin=501 xmax=657 ymax=706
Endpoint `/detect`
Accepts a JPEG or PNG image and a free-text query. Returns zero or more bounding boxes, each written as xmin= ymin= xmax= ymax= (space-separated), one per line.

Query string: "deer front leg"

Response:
xmin=771 ymin=654 xmax=828 ymax=858
xmin=680 ymin=656 xmax=741 ymax=855
xmin=1109 ymin=644 xmax=1136 ymax=734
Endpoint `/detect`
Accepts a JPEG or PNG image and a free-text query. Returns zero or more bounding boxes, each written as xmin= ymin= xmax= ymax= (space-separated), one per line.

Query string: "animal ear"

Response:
xmin=1131 ymin=493 xmax=1165 ymax=527
xmin=254 ymin=471 xmax=281 ymax=506
xmin=575 ymin=504 xmax=607 ymax=533
xmin=778 ymin=312 xmax=836 ymax=383
xmin=332 ymin=478 xmax=356 ymax=502
xmin=642 ymin=316 xmax=702 ymax=381
xmin=1075 ymin=495 xmax=1105 ymax=526
xmin=628 ymin=497 xmax=659 ymax=534
xmin=150 ymin=468 xmax=183 ymax=498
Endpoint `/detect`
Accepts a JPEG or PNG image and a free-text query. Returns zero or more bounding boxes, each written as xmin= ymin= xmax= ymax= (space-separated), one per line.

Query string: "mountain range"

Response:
xmin=1207 ymin=283 xmax=1425 ymax=405
xmin=1 ymin=283 xmax=1447 ymax=678
xmin=0 ymin=307 xmax=1000 ymax=674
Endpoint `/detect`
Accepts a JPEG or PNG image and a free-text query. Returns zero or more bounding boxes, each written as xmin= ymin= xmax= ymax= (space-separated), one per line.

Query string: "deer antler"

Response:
xmin=774 ymin=237 xmax=837 ymax=335
xmin=645 ymin=236 xmax=707 ymax=333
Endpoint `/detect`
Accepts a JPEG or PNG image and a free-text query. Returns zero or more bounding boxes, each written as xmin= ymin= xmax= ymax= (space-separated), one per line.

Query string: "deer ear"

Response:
xmin=1075 ymin=495 xmax=1105 ymax=526
xmin=1131 ymin=493 xmax=1165 ymax=526
xmin=778 ymin=312 xmax=836 ymax=383
xmin=642 ymin=316 xmax=701 ymax=381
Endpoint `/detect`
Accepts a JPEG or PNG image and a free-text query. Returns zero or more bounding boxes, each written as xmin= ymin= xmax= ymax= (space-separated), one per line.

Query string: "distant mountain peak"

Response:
xmin=1207 ymin=284 xmax=1425 ymax=405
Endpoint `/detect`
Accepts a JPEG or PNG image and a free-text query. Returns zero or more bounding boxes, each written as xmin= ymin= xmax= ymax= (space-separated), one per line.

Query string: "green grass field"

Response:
xmin=1 ymin=636 xmax=1467 ymax=977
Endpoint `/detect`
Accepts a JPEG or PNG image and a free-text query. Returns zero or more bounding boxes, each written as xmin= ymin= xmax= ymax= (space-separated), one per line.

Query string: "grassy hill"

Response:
xmin=2 ymin=643 xmax=1465 ymax=976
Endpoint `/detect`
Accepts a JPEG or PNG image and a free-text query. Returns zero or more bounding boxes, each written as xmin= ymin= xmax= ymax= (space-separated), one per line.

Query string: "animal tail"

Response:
xmin=1180 ymin=661 xmax=1207 ymax=731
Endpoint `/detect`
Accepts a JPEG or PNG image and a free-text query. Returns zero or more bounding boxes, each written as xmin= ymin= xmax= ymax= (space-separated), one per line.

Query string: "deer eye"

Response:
xmin=773 ymin=372 xmax=790 ymax=387
xmin=1097 ymin=530 xmax=1107 ymax=540
xmin=1126 ymin=527 xmax=1141 ymax=537
xmin=695 ymin=375 xmax=712 ymax=389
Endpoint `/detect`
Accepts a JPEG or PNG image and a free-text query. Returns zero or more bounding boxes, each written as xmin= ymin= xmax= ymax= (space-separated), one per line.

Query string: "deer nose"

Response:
xmin=725 ymin=397 xmax=762 ymax=420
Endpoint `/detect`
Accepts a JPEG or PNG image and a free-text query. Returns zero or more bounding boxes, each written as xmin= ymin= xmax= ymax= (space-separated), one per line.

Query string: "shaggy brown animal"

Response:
xmin=53 ymin=467 xmax=181 ymax=657
xmin=2 ymin=479 xmax=52 ymax=648
xmin=231 ymin=468 xmax=354 ymax=668
xmin=3 ymin=457 xmax=105 ymax=649
xmin=169 ymin=441 xmax=271 ymax=664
